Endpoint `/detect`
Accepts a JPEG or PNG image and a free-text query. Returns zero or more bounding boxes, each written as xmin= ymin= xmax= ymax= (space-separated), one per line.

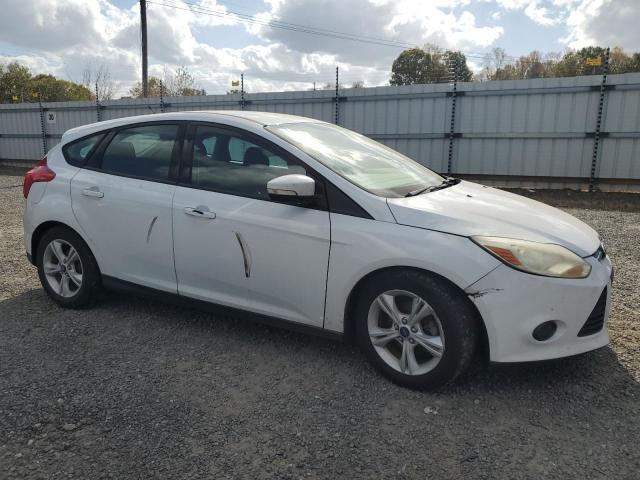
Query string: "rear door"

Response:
xmin=172 ymin=123 xmax=331 ymax=326
xmin=70 ymin=123 xmax=184 ymax=293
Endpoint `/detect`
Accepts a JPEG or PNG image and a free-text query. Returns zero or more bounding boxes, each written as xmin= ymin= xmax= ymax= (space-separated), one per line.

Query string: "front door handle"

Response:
xmin=82 ymin=187 xmax=104 ymax=198
xmin=184 ymin=206 xmax=216 ymax=219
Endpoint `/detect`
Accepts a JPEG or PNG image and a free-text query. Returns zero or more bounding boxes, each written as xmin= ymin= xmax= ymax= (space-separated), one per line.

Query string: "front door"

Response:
xmin=172 ymin=124 xmax=331 ymax=326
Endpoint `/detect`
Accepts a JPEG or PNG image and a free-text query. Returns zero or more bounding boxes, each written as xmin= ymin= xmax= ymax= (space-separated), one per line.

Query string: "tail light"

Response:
xmin=23 ymin=157 xmax=56 ymax=199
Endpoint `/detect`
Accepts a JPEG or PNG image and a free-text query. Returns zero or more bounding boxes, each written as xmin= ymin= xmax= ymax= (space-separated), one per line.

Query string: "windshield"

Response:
xmin=266 ymin=122 xmax=443 ymax=198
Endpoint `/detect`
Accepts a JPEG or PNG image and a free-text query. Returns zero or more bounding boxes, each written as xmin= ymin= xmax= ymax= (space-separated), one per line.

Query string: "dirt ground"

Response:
xmin=1 ymin=173 xmax=638 ymax=479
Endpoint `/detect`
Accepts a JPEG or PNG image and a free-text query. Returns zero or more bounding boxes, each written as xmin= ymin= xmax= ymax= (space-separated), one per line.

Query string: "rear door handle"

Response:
xmin=82 ymin=187 xmax=104 ymax=198
xmin=184 ymin=206 xmax=216 ymax=219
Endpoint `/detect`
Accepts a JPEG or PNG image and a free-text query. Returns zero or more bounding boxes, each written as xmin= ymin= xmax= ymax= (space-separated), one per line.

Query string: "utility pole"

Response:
xmin=140 ymin=0 xmax=149 ymax=97
xmin=334 ymin=66 xmax=339 ymax=125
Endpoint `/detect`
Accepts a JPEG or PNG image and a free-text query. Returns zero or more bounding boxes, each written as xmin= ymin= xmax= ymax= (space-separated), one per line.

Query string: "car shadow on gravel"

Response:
xmin=455 ymin=347 xmax=638 ymax=391
xmin=3 ymin=287 xmax=638 ymax=396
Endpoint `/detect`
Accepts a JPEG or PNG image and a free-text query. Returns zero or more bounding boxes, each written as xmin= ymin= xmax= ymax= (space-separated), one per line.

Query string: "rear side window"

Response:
xmin=63 ymin=133 xmax=105 ymax=167
xmin=100 ymin=124 xmax=179 ymax=181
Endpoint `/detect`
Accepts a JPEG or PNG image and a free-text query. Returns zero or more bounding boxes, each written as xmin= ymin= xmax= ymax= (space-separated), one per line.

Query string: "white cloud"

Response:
xmin=254 ymin=0 xmax=503 ymax=64
xmin=524 ymin=2 xmax=558 ymax=25
xmin=495 ymin=0 xmax=560 ymax=26
xmin=563 ymin=0 xmax=640 ymax=50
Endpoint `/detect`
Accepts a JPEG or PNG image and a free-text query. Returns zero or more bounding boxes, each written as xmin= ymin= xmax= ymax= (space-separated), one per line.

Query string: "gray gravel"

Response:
xmin=1 ymin=173 xmax=639 ymax=479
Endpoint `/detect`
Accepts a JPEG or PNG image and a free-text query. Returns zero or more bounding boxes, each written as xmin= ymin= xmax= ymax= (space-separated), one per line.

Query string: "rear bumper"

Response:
xmin=466 ymin=255 xmax=612 ymax=363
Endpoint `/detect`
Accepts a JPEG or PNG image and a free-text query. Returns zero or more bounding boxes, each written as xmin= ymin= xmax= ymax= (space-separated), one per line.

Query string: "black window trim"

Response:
xmin=179 ymin=121 xmax=333 ymax=211
xmin=82 ymin=120 xmax=188 ymax=186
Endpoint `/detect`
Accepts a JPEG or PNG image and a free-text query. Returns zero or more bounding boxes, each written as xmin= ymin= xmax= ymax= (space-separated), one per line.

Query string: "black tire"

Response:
xmin=355 ymin=269 xmax=479 ymax=390
xmin=36 ymin=226 xmax=101 ymax=308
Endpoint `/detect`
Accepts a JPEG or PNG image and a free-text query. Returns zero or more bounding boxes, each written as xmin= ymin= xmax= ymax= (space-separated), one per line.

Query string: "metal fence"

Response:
xmin=1 ymin=71 xmax=639 ymax=191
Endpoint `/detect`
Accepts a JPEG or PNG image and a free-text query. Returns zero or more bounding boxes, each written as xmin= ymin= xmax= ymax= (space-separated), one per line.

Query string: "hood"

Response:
xmin=386 ymin=181 xmax=600 ymax=257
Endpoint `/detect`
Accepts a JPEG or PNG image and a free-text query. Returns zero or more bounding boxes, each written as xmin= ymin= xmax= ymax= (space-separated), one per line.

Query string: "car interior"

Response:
xmin=190 ymin=131 xmax=306 ymax=198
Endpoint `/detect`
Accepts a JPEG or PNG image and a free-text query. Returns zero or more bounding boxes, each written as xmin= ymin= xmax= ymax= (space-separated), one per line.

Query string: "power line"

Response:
xmin=146 ymin=0 xmax=595 ymax=79
xmin=147 ymin=0 xmax=420 ymax=49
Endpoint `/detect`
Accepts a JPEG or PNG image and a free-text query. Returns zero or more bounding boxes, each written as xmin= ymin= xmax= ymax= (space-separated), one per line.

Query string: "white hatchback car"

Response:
xmin=23 ymin=111 xmax=613 ymax=389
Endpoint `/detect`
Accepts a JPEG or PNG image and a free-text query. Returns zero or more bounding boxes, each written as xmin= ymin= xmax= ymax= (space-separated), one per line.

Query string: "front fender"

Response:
xmin=323 ymin=214 xmax=500 ymax=333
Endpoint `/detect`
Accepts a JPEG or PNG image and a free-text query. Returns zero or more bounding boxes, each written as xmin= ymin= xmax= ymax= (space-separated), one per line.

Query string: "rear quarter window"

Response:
xmin=62 ymin=133 xmax=105 ymax=167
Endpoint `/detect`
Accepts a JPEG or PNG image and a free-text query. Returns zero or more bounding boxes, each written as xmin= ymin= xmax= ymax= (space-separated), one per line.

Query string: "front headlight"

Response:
xmin=472 ymin=236 xmax=591 ymax=278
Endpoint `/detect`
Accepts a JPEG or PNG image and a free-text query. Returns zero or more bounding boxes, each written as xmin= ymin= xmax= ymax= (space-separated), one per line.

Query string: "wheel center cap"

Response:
xmin=60 ymin=264 xmax=67 ymax=273
xmin=399 ymin=326 xmax=411 ymax=338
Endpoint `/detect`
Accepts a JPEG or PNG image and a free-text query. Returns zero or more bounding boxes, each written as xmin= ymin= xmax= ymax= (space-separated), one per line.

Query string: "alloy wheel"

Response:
xmin=367 ymin=289 xmax=445 ymax=375
xmin=42 ymin=239 xmax=83 ymax=298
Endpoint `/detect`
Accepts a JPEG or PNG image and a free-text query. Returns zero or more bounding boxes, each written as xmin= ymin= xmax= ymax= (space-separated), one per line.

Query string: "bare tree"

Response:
xmin=351 ymin=80 xmax=365 ymax=88
xmin=320 ymin=81 xmax=345 ymax=90
xmin=82 ymin=64 xmax=115 ymax=100
xmin=478 ymin=47 xmax=509 ymax=81
xmin=164 ymin=66 xmax=205 ymax=96
xmin=128 ymin=66 xmax=205 ymax=98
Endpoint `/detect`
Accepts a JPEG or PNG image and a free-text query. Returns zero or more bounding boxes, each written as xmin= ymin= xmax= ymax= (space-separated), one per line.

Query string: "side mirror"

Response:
xmin=267 ymin=174 xmax=315 ymax=202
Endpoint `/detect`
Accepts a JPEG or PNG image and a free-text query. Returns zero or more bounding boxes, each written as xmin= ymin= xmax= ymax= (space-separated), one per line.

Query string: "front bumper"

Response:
xmin=466 ymin=255 xmax=612 ymax=363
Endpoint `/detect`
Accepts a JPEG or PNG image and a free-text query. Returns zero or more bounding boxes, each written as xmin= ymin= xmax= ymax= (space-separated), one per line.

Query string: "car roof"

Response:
xmin=60 ymin=110 xmax=323 ymax=145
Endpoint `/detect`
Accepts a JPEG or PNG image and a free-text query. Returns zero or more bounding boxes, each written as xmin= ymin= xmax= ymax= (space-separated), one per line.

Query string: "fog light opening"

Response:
xmin=532 ymin=321 xmax=558 ymax=342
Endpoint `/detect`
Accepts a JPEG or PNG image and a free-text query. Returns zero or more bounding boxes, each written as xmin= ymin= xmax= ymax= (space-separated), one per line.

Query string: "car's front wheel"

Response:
xmin=355 ymin=270 xmax=479 ymax=390
xmin=36 ymin=226 xmax=100 ymax=308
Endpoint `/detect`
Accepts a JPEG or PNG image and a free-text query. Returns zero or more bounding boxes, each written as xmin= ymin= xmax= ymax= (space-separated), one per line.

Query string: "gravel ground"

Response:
xmin=1 ymin=173 xmax=639 ymax=479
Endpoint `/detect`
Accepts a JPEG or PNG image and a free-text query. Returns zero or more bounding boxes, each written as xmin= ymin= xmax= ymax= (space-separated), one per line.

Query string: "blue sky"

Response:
xmin=1 ymin=0 xmax=637 ymax=97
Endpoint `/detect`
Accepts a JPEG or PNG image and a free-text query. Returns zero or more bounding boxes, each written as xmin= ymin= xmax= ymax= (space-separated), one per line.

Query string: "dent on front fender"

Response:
xmin=323 ymin=214 xmax=502 ymax=333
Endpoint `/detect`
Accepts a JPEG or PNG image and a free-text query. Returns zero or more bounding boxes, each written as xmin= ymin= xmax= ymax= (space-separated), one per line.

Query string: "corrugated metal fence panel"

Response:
xmin=246 ymin=90 xmax=335 ymax=121
xmin=1 ymin=74 xmax=639 ymax=184
xmin=454 ymin=75 xmax=603 ymax=178
xmin=343 ymin=83 xmax=451 ymax=172
xmin=0 ymin=103 xmax=44 ymax=159
xmin=599 ymin=73 xmax=640 ymax=179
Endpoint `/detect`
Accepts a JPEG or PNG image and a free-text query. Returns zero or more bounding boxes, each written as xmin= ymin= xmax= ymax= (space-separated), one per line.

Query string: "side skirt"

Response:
xmin=101 ymin=275 xmax=344 ymax=342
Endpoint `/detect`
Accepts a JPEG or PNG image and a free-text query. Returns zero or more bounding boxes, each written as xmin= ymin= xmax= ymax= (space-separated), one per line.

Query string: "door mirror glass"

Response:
xmin=267 ymin=174 xmax=315 ymax=200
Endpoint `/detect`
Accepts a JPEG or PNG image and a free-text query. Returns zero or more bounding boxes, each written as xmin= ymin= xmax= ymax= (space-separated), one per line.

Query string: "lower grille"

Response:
xmin=578 ymin=288 xmax=607 ymax=337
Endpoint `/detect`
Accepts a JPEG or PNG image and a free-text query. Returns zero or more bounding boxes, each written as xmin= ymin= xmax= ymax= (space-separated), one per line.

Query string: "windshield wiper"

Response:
xmin=404 ymin=177 xmax=460 ymax=197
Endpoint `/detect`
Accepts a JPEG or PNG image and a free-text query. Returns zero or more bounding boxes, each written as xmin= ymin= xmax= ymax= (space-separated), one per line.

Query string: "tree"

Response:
xmin=389 ymin=47 xmax=471 ymax=85
xmin=390 ymin=48 xmax=446 ymax=85
xmin=82 ymin=64 xmax=115 ymax=100
xmin=0 ymin=62 xmax=92 ymax=103
xmin=128 ymin=66 xmax=205 ymax=98
xmin=446 ymin=51 xmax=473 ymax=82
xmin=0 ymin=62 xmax=31 ymax=103
xmin=167 ymin=66 xmax=205 ymax=96
xmin=486 ymin=46 xmax=640 ymax=82
xmin=28 ymin=74 xmax=92 ymax=102
xmin=351 ymin=80 xmax=365 ymax=88
xmin=129 ymin=77 xmax=162 ymax=97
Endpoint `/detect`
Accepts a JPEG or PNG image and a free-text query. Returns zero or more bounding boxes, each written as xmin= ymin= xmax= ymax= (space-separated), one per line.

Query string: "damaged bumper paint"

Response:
xmin=465 ymin=255 xmax=612 ymax=363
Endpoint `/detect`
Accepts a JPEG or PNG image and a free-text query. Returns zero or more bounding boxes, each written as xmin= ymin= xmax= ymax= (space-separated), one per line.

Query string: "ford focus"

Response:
xmin=22 ymin=111 xmax=613 ymax=389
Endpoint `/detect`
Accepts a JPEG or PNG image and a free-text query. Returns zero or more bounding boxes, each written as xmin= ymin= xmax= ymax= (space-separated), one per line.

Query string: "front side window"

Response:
xmin=189 ymin=126 xmax=306 ymax=199
xmin=100 ymin=124 xmax=179 ymax=180
xmin=267 ymin=122 xmax=444 ymax=198
xmin=63 ymin=133 xmax=105 ymax=166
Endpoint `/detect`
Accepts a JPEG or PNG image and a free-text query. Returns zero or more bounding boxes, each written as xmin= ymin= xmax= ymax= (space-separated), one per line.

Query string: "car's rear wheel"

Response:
xmin=355 ymin=270 xmax=479 ymax=390
xmin=36 ymin=226 xmax=100 ymax=308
